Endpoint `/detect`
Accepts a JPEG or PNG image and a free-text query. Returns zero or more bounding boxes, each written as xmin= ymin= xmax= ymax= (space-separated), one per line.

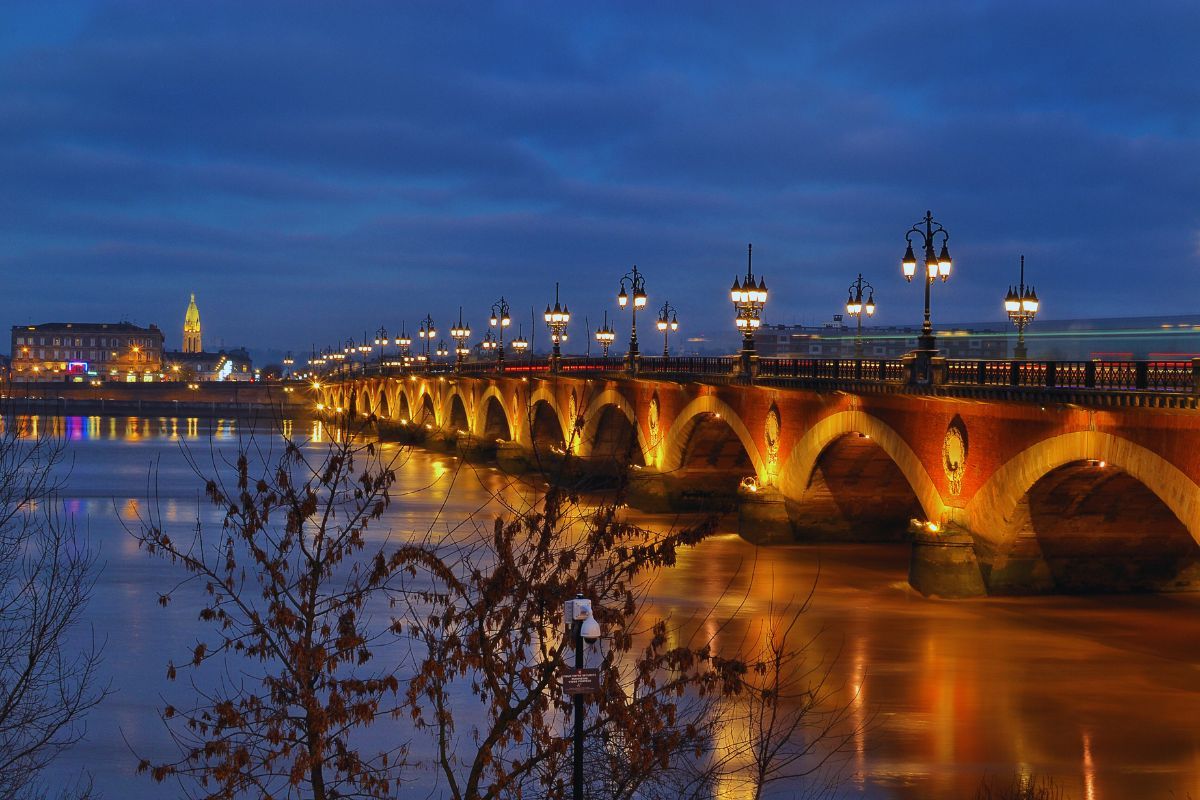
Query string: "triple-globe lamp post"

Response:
xmin=1004 ymin=255 xmax=1039 ymax=360
xmin=844 ymin=274 xmax=876 ymax=359
xmin=901 ymin=210 xmax=953 ymax=354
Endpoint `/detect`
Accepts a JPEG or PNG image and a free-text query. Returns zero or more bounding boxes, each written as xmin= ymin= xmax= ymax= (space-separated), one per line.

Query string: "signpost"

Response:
xmin=562 ymin=668 xmax=600 ymax=696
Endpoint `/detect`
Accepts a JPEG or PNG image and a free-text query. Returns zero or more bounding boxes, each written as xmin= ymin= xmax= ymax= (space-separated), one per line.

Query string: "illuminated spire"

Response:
xmin=183 ymin=293 xmax=202 ymax=353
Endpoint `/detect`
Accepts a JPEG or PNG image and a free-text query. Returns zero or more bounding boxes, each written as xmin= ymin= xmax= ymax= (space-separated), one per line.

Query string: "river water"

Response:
xmin=26 ymin=415 xmax=1200 ymax=799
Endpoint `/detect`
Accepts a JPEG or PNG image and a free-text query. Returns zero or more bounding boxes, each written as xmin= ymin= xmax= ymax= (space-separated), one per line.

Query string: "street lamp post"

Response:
xmin=844 ymin=274 xmax=877 ymax=359
xmin=396 ymin=321 xmax=413 ymax=366
xmin=617 ymin=264 xmax=647 ymax=372
xmin=435 ymin=340 xmax=449 ymax=361
xmin=1004 ymin=255 xmax=1039 ymax=360
xmin=450 ymin=307 xmax=472 ymax=369
xmin=901 ymin=210 xmax=953 ymax=356
xmin=544 ymin=282 xmax=570 ymax=371
xmin=282 ymin=352 xmax=294 ymax=379
xmin=730 ymin=243 xmax=768 ymax=379
xmin=358 ymin=333 xmax=372 ymax=375
xmin=373 ymin=325 xmax=389 ymax=369
xmin=594 ymin=310 xmax=616 ymax=357
xmin=511 ymin=325 xmax=529 ymax=358
xmin=418 ymin=315 xmax=436 ymax=363
xmin=489 ymin=297 xmax=512 ymax=371
xmin=655 ymin=301 xmax=679 ymax=357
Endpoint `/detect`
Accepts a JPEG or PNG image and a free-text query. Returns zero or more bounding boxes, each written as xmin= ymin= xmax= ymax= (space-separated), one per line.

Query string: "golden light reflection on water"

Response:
xmin=33 ymin=422 xmax=1200 ymax=799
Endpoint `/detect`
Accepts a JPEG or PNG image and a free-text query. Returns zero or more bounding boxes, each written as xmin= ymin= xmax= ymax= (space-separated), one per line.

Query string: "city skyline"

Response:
xmin=2 ymin=2 xmax=1197 ymax=350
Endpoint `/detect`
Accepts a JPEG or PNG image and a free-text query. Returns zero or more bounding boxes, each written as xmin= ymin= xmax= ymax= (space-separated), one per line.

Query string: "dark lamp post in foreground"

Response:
xmin=844 ymin=274 xmax=876 ymax=359
xmin=901 ymin=210 xmax=953 ymax=354
xmin=1004 ymin=255 xmax=1039 ymax=359
xmin=655 ymin=301 xmax=679 ymax=357
xmin=731 ymin=243 xmax=767 ymax=377
xmin=564 ymin=596 xmax=601 ymax=800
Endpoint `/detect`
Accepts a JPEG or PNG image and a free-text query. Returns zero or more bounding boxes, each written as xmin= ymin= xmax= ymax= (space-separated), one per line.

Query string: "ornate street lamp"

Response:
xmin=395 ymin=321 xmax=413 ymax=365
xmin=489 ymin=297 xmax=512 ymax=370
xmin=417 ymin=314 xmax=436 ymax=362
xmin=544 ymin=282 xmax=571 ymax=368
xmin=617 ymin=264 xmax=648 ymax=368
xmin=436 ymin=340 xmax=449 ymax=360
xmin=731 ymin=243 xmax=767 ymax=374
xmin=844 ymin=274 xmax=877 ymax=359
xmin=511 ymin=325 xmax=529 ymax=356
xmin=282 ymin=352 xmax=294 ymax=378
xmin=901 ymin=210 xmax=953 ymax=354
xmin=450 ymin=307 xmax=472 ymax=368
xmin=1004 ymin=255 xmax=1039 ymax=360
xmin=655 ymin=301 xmax=680 ymax=357
xmin=373 ymin=325 xmax=389 ymax=367
xmin=594 ymin=310 xmax=616 ymax=357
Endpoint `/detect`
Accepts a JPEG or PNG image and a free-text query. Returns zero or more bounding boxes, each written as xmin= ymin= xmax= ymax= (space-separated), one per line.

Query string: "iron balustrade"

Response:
xmin=328 ymin=355 xmax=1200 ymax=399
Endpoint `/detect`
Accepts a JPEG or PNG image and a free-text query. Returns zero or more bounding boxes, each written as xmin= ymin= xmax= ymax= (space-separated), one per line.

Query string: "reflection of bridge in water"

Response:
xmin=318 ymin=353 xmax=1200 ymax=597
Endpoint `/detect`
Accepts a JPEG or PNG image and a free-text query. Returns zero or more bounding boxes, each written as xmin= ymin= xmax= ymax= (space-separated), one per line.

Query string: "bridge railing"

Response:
xmin=757 ymin=357 xmax=907 ymax=382
xmin=335 ymin=355 xmax=1200 ymax=398
xmin=943 ymin=359 xmax=1196 ymax=393
xmin=639 ymin=356 xmax=737 ymax=375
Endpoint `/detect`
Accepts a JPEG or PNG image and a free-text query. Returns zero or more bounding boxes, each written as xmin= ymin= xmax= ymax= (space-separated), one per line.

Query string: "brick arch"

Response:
xmin=474 ymin=386 xmax=514 ymax=441
xmin=777 ymin=409 xmax=944 ymax=521
xmin=444 ymin=388 xmax=473 ymax=434
xmin=577 ymin=389 xmax=651 ymax=462
xmin=967 ymin=430 xmax=1200 ymax=552
xmin=658 ymin=396 xmax=767 ymax=483
xmin=520 ymin=385 xmax=574 ymax=450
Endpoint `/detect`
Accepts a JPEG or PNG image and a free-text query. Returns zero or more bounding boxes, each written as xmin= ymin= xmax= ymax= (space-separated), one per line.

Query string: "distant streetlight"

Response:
xmin=511 ymin=325 xmax=529 ymax=356
xmin=489 ymin=297 xmax=512 ymax=370
xmin=655 ymin=300 xmax=679 ymax=357
xmin=417 ymin=315 xmax=436 ymax=362
xmin=594 ymin=310 xmax=616 ymax=357
xmin=901 ymin=210 xmax=953 ymax=354
xmin=844 ymin=274 xmax=877 ymax=359
xmin=450 ymin=307 xmax=472 ymax=368
xmin=544 ymin=282 xmax=571 ymax=369
xmin=396 ymin=321 xmax=413 ymax=364
xmin=373 ymin=325 xmax=389 ymax=367
xmin=1004 ymin=255 xmax=1039 ymax=360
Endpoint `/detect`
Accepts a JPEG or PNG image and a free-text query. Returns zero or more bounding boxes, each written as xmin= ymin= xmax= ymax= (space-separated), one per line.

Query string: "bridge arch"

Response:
xmin=446 ymin=390 xmax=472 ymax=435
xmin=522 ymin=386 xmax=575 ymax=452
xmin=968 ymin=431 xmax=1200 ymax=593
xmin=777 ymin=410 xmax=943 ymax=523
xmin=577 ymin=389 xmax=650 ymax=465
xmin=659 ymin=396 xmax=766 ymax=483
xmin=475 ymin=387 xmax=513 ymax=442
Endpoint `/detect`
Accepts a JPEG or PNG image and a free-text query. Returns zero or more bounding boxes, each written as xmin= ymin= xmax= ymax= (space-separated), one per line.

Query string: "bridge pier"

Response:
xmin=737 ymin=483 xmax=792 ymax=545
xmin=908 ymin=524 xmax=987 ymax=599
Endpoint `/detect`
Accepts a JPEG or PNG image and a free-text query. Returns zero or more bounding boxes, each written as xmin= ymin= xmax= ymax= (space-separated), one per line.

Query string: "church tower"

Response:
xmin=183 ymin=293 xmax=202 ymax=353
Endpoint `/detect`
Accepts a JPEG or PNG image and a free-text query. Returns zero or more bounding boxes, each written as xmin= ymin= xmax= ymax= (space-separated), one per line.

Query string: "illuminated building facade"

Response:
xmin=9 ymin=321 xmax=165 ymax=382
xmin=162 ymin=347 xmax=255 ymax=382
xmin=183 ymin=293 xmax=202 ymax=353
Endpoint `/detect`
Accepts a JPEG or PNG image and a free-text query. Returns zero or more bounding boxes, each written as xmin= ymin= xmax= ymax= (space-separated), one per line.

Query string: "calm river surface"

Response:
xmin=33 ymin=415 xmax=1200 ymax=799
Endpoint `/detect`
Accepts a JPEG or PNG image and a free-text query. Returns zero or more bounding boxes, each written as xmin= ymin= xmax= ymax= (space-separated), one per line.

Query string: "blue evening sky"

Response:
xmin=1 ymin=1 xmax=1197 ymax=353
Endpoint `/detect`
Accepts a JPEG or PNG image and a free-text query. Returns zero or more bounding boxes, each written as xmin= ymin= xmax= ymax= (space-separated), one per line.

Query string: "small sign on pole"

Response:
xmin=562 ymin=668 xmax=601 ymax=696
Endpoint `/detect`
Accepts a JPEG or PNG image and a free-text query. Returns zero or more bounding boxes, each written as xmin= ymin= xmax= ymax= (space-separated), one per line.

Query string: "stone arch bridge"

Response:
xmin=316 ymin=367 xmax=1200 ymax=597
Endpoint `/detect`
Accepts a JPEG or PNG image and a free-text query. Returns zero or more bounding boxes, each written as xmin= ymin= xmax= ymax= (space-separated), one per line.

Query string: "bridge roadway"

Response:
xmin=317 ymin=354 xmax=1200 ymax=597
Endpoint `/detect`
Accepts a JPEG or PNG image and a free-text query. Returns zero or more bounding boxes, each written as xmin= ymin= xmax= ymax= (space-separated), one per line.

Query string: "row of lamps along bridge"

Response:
xmin=302 ymin=210 xmax=1039 ymax=376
